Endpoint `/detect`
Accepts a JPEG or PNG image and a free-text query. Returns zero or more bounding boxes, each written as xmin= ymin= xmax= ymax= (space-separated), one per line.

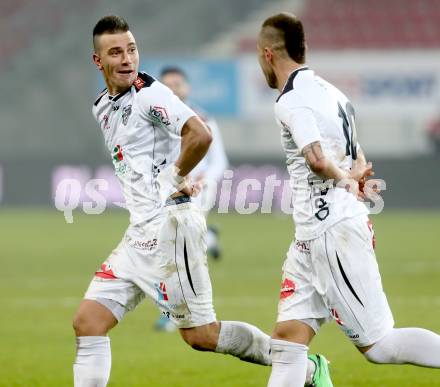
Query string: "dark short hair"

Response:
xmin=160 ymin=66 xmax=187 ymax=80
xmin=262 ymin=13 xmax=306 ymax=64
xmin=93 ymin=15 xmax=130 ymax=50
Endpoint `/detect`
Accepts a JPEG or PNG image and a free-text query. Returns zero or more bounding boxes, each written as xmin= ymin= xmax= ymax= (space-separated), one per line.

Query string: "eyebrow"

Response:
xmin=107 ymin=43 xmax=136 ymax=52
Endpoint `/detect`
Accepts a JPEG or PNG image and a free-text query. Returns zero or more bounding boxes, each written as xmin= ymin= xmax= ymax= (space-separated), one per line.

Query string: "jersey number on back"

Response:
xmin=338 ymin=102 xmax=358 ymax=160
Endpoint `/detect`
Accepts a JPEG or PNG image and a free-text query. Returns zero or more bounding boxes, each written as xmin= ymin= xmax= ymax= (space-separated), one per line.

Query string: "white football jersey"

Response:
xmin=92 ymin=72 xmax=196 ymax=233
xmin=275 ymin=67 xmax=368 ymax=240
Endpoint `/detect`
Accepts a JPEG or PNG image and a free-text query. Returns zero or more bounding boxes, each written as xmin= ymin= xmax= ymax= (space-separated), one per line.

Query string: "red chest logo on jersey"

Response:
xmin=280 ymin=278 xmax=296 ymax=299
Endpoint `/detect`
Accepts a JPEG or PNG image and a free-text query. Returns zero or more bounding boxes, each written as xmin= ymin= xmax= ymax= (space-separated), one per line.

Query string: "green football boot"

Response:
xmin=308 ymin=354 xmax=334 ymax=387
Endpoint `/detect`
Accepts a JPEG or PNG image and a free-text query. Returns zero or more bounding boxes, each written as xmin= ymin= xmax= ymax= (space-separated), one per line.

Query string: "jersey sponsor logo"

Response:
xmin=133 ymin=76 xmax=145 ymax=90
xmin=130 ymin=238 xmax=158 ymax=251
xmin=155 ymin=282 xmax=169 ymax=301
xmin=122 ymin=105 xmax=132 ymax=125
xmin=295 ymin=240 xmax=310 ymax=253
xmin=95 ymin=262 xmax=117 ymax=280
xmin=280 ymin=278 xmax=296 ymax=299
xmin=162 ymin=311 xmax=185 ymax=320
xmin=343 ymin=328 xmax=359 ymax=340
xmin=148 ymin=106 xmax=170 ymax=127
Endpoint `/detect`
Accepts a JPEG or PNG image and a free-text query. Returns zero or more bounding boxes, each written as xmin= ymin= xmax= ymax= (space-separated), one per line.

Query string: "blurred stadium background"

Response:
xmin=1 ymin=0 xmax=440 ymax=386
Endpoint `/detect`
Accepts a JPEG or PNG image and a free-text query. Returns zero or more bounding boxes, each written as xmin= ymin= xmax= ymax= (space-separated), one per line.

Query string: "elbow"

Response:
xmin=309 ymin=158 xmax=327 ymax=176
xmin=199 ymin=129 xmax=212 ymax=151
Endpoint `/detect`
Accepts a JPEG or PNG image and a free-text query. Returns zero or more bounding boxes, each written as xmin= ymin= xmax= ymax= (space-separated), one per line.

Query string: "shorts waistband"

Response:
xmin=165 ymin=194 xmax=191 ymax=206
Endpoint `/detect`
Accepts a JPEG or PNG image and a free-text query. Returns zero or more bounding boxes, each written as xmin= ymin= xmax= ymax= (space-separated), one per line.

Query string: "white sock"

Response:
xmin=268 ymin=339 xmax=308 ymax=387
xmin=73 ymin=336 xmax=111 ymax=387
xmin=364 ymin=327 xmax=440 ymax=367
xmin=215 ymin=321 xmax=271 ymax=365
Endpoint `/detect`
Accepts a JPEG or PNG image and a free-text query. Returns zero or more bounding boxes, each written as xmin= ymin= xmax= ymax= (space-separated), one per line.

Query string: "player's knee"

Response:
xmin=180 ymin=331 xmax=213 ymax=351
xmin=362 ymin=341 xmax=398 ymax=364
xmin=272 ymin=320 xmax=315 ymax=345
xmin=73 ymin=312 xmax=99 ymax=336
xmin=73 ymin=300 xmax=118 ymax=336
xmin=72 ymin=310 xmax=111 ymax=336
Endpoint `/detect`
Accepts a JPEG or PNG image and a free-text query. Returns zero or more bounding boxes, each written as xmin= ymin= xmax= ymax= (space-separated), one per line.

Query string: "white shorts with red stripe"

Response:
xmin=84 ymin=201 xmax=216 ymax=328
xmin=277 ymin=215 xmax=394 ymax=347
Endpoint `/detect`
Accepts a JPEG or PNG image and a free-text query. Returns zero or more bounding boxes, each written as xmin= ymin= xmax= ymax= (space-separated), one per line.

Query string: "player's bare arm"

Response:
xmin=354 ymin=146 xmax=368 ymax=194
xmin=302 ymin=141 xmax=373 ymax=184
xmin=302 ymin=141 xmax=349 ymax=182
xmin=175 ymin=116 xmax=212 ymax=177
xmin=354 ymin=145 xmax=367 ymax=168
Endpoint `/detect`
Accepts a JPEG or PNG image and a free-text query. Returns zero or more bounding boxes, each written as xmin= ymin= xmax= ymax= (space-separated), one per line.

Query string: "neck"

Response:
xmin=107 ymin=84 xmax=130 ymax=97
xmin=275 ymin=60 xmax=305 ymax=92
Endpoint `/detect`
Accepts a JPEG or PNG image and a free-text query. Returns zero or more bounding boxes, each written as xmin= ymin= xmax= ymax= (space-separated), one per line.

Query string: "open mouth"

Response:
xmin=118 ymin=70 xmax=134 ymax=75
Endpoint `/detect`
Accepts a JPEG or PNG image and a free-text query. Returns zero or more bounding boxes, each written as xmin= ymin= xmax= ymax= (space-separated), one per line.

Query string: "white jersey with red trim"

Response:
xmin=92 ymin=72 xmax=196 ymax=232
xmin=274 ymin=67 xmax=368 ymax=241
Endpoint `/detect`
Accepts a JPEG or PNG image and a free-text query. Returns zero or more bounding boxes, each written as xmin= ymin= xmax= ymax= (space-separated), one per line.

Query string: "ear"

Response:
xmin=264 ymin=47 xmax=273 ymax=63
xmin=93 ymin=53 xmax=103 ymax=70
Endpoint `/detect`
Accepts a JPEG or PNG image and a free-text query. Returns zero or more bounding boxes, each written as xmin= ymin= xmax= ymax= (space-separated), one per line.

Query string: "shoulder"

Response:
xmin=93 ymin=87 xmax=108 ymax=107
xmin=275 ymin=90 xmax=304 ymax=119
xmin=92 ymin=88 xmax=109 ymax=120
xmin=136 ymin=73 xmax=175 ymax=102
xmin=276 ymin=67 xmax=311 ymax=103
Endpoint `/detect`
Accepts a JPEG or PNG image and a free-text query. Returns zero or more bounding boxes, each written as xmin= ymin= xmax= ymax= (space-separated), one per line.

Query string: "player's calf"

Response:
xmin=179 ymin=321 xmax=220 ymax=351
xmin=180 ymin=320 xmax=272 ymax=365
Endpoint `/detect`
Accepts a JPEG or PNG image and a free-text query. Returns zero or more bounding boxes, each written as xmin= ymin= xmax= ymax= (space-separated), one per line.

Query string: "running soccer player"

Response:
xmin=257 ymin=12 xmax=440 ymax=387
xmin=72 ymin=15 xmax=332 ymax=387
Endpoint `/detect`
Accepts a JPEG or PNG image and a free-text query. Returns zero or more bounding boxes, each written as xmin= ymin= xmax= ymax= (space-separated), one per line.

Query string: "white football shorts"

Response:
xmin=277 ymin=215 xmax=394 ymax=347
xmin=84 ymin=199 xmax=216 ymax=328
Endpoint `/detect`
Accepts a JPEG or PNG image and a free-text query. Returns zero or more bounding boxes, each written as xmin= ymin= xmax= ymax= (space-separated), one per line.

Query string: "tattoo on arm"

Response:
xmin=302 ymin=141 xmax=325 ymax=165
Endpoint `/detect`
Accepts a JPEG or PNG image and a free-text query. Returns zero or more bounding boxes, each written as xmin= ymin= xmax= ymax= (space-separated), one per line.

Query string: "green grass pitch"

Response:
xmin=1 ymin=209 xmax=439 ymax=386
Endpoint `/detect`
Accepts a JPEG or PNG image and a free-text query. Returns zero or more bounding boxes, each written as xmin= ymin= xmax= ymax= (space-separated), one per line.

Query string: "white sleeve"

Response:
xmin=276 ymin=104 xmax=321 ymax=151
xmin=138 ymin=82 xmax=196 ymax=136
